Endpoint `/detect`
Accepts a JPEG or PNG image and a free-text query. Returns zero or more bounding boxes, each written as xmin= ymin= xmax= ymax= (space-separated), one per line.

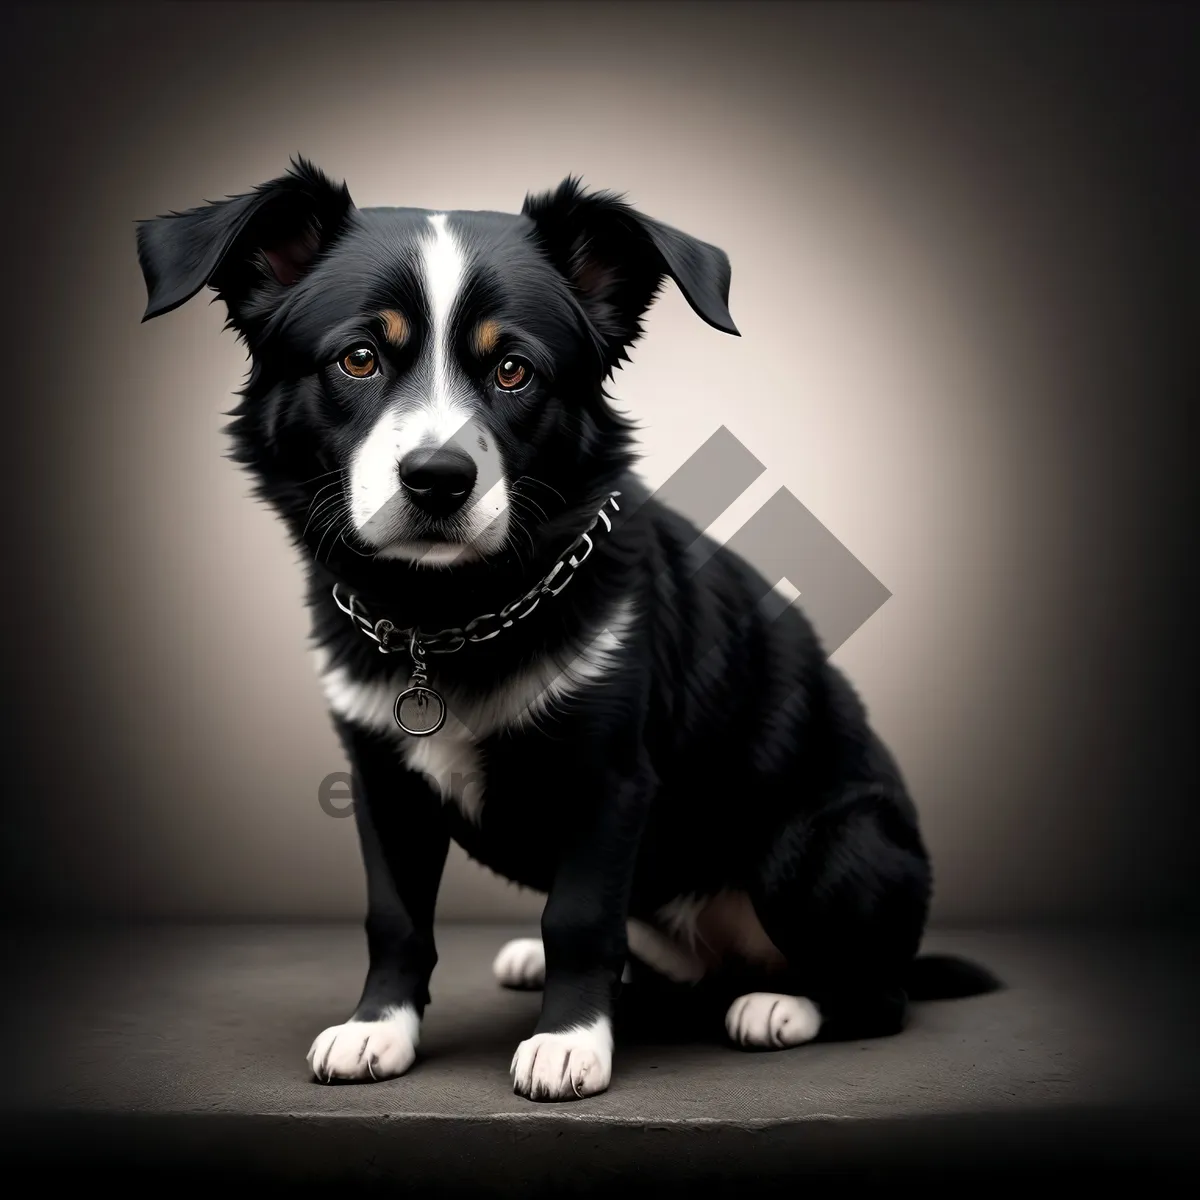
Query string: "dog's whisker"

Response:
xmin=304 ymin=490 xmax=343 ymax=526
xmin=316 ymin=516 xmax=345 ymax=561
xmin=514 ymin=474 xmax=566 ymax=505
xmin=503 ymin=498 xmax=541 ymax=568
xmin=509 ymin=494 xmax=552 ymax=539
xmin=338 ymin=526 xmax=376 ymax=559
xmin=295 ymin=466 xmax=345 ymax=489
xmin=302 ymin=494 xmax=345 ymax=540
xmin=298 ymin=484 xmax=345 ymax=528
xmin=509 ymin=489 xmax=550 ymax=524
xmin=301 ymin=480 xmax=345 ymax=525
xmin=312 ymin=503 xmax=348 ymax=564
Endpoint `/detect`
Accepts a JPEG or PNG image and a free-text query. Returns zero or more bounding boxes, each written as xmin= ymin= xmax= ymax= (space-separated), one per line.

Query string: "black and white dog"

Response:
xmin=136 ymin=160 xmax=937 ymax=1102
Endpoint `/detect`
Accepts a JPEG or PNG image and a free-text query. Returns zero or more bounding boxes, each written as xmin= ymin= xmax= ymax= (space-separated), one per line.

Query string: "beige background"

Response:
xmin=2 ymin=2 xmax=1194 ymax=925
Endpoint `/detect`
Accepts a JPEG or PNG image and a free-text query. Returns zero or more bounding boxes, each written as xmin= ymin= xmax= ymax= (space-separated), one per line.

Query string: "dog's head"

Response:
xmin=136 ymin=159 xmax=737 ymax=575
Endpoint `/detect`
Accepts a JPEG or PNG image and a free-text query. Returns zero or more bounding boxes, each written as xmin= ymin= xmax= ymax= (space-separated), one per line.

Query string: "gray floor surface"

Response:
xmin=2 ymin=922 xmax=1195 ymax=1191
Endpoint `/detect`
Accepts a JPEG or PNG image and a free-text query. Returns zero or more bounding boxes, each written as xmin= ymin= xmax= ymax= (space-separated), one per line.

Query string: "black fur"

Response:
xmin=136 ymin=159 xmax=984 ymax=1101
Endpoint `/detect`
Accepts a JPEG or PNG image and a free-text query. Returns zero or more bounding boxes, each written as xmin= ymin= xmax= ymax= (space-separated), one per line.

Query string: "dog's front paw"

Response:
xmin=307 ymin=1005 xmax=419 ymax=1083
xmin=510 ymin=1017 xmax=613 ymax=1101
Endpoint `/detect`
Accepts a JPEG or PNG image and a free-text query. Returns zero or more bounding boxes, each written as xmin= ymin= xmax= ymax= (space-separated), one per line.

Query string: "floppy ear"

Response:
xmin=135 ymin=157 xmax=354 ymax=329
xmin=521 ymin=177 xmax=738 ymax=373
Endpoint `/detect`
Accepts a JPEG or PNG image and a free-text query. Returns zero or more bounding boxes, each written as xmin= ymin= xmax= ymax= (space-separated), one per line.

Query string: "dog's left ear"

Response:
xmin=522 ymin=177 xmax=738 ymax=373
xmin=136 ymin=157 xmax=354 ymax=330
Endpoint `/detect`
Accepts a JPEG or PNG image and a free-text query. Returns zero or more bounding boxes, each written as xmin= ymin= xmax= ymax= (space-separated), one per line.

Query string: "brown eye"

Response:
xmin=495 ymin=356 xmax=532 ymax=391
xmin=339 ymin=346 xmax=377 ymax=378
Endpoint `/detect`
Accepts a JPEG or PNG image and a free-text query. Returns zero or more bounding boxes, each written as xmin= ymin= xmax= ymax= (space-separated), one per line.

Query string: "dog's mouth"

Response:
xmin=355 ymin=488 xmax=510 ymax=569
xmin=376 ymin=532 xmax=484 ymax=568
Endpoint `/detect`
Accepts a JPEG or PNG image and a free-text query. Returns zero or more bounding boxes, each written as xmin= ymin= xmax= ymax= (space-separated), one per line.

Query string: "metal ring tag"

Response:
xmin=394 ymin=686 xmax=447 ymax=737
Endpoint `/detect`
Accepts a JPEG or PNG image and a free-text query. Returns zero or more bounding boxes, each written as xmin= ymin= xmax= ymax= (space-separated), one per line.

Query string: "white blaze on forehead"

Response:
xmin=347 ymin=213 xmax=510 ymax=561
xmin=422 ymin=212 xmax=466 ymax=408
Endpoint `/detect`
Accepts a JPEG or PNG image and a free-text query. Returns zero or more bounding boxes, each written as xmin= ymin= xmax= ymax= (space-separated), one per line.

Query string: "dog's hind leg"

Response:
xmin=493 ymin=937 xmax=547 ymax=989
xmin=733 ymin=785 xmax=932 ymax=1048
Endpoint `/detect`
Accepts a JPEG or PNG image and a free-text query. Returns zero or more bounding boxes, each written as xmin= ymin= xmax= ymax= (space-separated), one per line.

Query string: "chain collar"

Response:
xmin=332 ymin=491 xmax=621 ymax=656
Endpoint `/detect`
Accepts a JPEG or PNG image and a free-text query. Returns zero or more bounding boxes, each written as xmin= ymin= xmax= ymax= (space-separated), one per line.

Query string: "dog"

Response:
xmin=135 ymin=158 xmax=943 ymax=1103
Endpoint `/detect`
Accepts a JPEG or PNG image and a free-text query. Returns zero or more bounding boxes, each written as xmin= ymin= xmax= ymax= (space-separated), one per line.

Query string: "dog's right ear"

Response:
xmin=136 ymin=157 xmax=354 ymax=328
xmin=522 ymin=177 xmax=738 ymax=377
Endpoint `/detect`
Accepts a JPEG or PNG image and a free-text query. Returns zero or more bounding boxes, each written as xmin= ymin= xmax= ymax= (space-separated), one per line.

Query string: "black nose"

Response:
xmin=398 ymin=446 xmax=478 ymax=516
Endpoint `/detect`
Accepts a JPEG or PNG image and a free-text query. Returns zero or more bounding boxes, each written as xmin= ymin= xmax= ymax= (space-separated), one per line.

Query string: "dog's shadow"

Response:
xmin=906 ymin=953 xmax=1004 ymax=1002
xmin=615 ymin=952 xmax=1005 ymax=1047
xmin=431 ymin=953 xmax=1006 ymax=1055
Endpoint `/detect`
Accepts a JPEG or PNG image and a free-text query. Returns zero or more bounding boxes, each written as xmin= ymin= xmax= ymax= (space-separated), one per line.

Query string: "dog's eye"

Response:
xmin=339 ymin=346 xmax=378 ymax=378
xmin=495 ymin=356 xmax=532 ymax=391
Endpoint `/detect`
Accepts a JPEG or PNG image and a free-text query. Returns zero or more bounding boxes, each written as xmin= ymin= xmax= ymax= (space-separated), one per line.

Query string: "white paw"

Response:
xmin=306 ymin=1005 xmax=420 ymax=1082
xmin=492 ymin=937 xmax=546 ymax=989
xmin=510 ymin=1016 xmax=613 ymax=1101
xmin=725 ymin=993 xmax=822 ymax=1049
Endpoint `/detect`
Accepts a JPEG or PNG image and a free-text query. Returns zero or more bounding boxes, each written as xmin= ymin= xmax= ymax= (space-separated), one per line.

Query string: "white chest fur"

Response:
xmin=314 ymin=598 xmax=635 ymax=822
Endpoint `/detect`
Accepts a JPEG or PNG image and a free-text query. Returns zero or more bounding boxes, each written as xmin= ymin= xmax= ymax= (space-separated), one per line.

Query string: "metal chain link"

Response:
xmin=332 ymin=491 xmax=621 ymax=656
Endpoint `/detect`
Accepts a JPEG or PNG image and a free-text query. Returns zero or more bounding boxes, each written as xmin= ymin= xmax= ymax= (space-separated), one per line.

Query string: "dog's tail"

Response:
xmin=905 ymin=953 xmax=1003 ymax=1001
